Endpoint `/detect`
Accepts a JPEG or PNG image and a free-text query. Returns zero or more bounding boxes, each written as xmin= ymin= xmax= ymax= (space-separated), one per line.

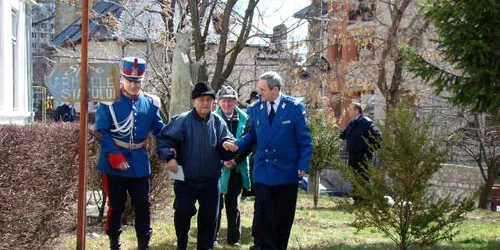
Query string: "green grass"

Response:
xmin=57 ymin=192 xmax=500 ymax=250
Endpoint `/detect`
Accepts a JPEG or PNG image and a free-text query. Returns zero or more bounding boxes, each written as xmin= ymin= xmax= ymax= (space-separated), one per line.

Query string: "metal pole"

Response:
xmin=77 ymin=0 xmax=90 ymax=249
xmin=41 ymin=87 xmax=46 ymax=123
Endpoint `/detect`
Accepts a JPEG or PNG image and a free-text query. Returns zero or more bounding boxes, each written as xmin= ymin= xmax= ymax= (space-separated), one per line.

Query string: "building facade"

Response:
xmin=32 ymin=0 xmax=55 ymax=53
xmin=0 ymin=0 xmax=35 ymax=124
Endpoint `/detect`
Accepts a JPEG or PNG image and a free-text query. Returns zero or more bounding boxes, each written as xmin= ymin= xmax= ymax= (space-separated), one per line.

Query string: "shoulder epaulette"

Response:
xmin=143 ymin=92 xmax=161 ymax=108
xmin=362 ymin=116 xmax=373 ymax=122
xmin=282 ymin=95 xmax=302 ymax=106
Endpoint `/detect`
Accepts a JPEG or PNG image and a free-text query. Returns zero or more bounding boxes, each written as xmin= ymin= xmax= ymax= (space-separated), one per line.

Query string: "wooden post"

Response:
xmin=76 ymin=0 xmax=90 ymax=249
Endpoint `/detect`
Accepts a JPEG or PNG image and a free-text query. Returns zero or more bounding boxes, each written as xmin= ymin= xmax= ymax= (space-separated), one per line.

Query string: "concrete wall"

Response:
xmin=428 ymin=164 xmax=484 ymax=202
xmin=321 ymin=164 xmax=483 ymax=202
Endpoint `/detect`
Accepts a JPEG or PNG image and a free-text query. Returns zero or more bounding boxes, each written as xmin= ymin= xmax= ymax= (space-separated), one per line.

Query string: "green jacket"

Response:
xmin=216 ymin=106 xmax=250 ymax=194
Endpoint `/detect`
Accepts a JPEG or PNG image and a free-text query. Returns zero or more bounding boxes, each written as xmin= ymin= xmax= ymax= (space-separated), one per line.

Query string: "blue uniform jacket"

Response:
xmin=95 ymin=91 xmax=165 ymax=178
xmin=156 ymin=109 xmax=235 ymax=185
xmin=340 ymin=115 xmax=381 ymax=154
xmin=235 ymin=94 xmax=313 ymax=186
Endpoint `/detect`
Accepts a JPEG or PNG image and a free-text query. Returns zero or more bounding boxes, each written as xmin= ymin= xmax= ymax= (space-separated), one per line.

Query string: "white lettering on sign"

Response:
xmin=46 ymin=63 xmax=120 ymax=102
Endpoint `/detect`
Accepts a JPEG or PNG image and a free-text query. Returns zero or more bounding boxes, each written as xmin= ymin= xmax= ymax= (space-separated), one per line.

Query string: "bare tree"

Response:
xmin=188 ymin=0 xmax=260 ymax=90
xmin=454 ymin=113 xmax=500 ymax=209
xmin=292 ymin=0 xmax=432 ymax=124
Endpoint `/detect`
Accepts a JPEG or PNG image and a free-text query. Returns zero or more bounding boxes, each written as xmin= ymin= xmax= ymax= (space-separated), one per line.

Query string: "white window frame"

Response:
xmin=12 ymin=8 xmax=19 ymax=110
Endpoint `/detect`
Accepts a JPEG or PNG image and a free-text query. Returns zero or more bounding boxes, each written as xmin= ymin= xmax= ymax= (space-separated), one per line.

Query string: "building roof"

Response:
xmin=52 ymin=0 xmax=121 ymax=46
xmin=293 ymin=1 xmax=328 ymax=19
xmin=52 ymin=0 xmax=165 ymax=47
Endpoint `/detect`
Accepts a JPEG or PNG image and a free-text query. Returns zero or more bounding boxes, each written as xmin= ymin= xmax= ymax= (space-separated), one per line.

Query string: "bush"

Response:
xmin=308 ymin=113 xmax=342 ymax=207
xmin=0 ymin=123 xmax=79 ymax=250
xmin=338 ymin=106 xmax=474 ymax=250
xmin=0 ymin=123 xmax=170 ymax=249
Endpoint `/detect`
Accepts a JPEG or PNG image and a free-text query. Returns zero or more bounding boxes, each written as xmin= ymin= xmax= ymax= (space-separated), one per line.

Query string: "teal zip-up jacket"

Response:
xmin=215 ymin=106 xmax=250 ymax=194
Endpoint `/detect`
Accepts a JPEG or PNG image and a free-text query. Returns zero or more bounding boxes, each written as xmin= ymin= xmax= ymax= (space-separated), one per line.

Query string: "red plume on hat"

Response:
xmin=122 ymin=57 xmax=146 ymax=79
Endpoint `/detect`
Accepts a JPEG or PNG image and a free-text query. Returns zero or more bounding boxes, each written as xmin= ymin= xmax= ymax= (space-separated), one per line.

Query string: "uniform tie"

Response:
xmin=268 ymin=101 xmax=275 ymax=125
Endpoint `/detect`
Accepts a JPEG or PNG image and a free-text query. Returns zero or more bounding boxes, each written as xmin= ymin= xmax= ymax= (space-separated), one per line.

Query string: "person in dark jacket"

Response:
xmin=339 ymin=102 xmax=381 ymax=200
xmin=52 ymin=102 xmax=75 ymax=122
xmin=157 ymin=82 xmax=235 ymax=250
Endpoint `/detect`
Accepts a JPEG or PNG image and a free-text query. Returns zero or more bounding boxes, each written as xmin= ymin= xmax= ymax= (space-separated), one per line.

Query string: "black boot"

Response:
xmin=138 ymin=236 xmax=150 ymax=250
xmin=109 ymin=236 xmax=121 ymax=250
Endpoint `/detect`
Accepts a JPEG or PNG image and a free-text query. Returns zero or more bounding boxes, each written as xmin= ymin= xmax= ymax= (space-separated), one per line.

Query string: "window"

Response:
xmin=349 ymin=0 xmax=376 ymax=23
xmin=12 ymin=9 xmax=18 ymax=110
xmin=336 ymin=44 xmax=343 ymax=62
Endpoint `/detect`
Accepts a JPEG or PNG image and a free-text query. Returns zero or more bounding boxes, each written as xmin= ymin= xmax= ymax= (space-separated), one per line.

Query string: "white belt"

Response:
xmin=113 ymin=138 xmax=145 ymax=150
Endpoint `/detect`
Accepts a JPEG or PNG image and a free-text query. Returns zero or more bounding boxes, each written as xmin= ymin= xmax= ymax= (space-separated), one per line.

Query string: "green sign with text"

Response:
xmin=45 ymin=63 xmax=120 ymax=102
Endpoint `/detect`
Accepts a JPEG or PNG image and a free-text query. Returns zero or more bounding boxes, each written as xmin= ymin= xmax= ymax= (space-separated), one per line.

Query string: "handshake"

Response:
xmin=222 ymin=140 xmax=239 ymax=152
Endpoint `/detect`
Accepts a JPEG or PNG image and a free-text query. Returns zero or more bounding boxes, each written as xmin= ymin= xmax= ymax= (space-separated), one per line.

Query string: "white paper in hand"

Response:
xmin=168 ymin=165 xmax=185 ymax=181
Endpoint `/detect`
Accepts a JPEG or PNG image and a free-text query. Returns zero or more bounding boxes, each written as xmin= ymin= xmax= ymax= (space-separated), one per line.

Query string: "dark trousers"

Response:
xmin=216 ymin=170 xmax=242 ymax=244
xmin=251 ymin=194 xmax=260 ymax=247
xmin=348 ymin=151 xmax=373 ymax=181
xmin=103 ymin=173 xmax=152 ymax=239
xmin=254 ymin=182 xmax=298 ymax=250
xmin=348 ymin=152 xmax=373 ymax=202
xmin=174 ymin=180 xmax=220 ymax=250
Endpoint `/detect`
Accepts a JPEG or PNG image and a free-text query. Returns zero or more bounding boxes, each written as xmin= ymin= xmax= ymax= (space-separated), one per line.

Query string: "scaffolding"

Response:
xmin=33 ymin=85 xmax=49 ymax=123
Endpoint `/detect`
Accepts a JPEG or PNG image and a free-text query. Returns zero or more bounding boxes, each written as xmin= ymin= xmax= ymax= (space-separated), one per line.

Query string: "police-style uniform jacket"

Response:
xmin=340 ymin=114 xmax=381 ymax=154
xmin=235 ymin=94 xmax=313 ymax=186
xmin=95 ymin=90 xmax=165 ymax=178
xmin=156 ymin=109 xmax=235 ymax=184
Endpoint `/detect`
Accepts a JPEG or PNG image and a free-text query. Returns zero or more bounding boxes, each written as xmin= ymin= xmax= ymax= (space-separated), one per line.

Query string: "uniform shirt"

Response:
xmin=95 ymin=91 xmax=165 ymax=178
xmin=236 ymin=94 xmax=313 ymax=186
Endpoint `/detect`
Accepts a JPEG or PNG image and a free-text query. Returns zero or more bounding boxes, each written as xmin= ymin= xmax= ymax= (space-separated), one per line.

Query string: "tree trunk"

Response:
xmin=309 ymin=172 xmax=321 ymax=208
xmin=478 ymin=161 xmax=499 ymax=209
xmin=169 ymin=32 xmax=194 ymax=118
xmin=98 ymin=191 xmax=106 ymax=222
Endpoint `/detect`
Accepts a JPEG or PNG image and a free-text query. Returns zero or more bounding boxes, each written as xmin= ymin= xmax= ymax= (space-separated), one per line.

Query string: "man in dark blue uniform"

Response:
xmin=95 ymin=57 xmax=165 ymax=250
xmin=157 ymin=82 xmax=235 ymax=250
xmin=339 ymin=102 xmax=381 ymax=201
xmin=224 ymin=71 xmax=313 ymax=250
xmin=52 ymin=102 xmax=75 ymax=122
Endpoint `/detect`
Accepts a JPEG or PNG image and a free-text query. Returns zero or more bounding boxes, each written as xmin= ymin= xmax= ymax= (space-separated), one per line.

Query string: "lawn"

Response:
xmin=57 ymin=191 xmax=500 ymax=250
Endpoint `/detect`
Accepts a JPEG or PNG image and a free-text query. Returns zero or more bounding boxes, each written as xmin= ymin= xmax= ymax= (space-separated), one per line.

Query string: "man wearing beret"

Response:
xmin=95 ymin=57 xmax=165 ymax=250
xmin=157 ymin=82 xmax=235 ymax=250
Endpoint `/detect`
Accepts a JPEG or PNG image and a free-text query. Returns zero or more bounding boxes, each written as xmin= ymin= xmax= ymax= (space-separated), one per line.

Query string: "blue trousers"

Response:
xmin=103 ymin=173 xmax=152 ymax=239
xmin=174 ymin=179 xmax=220 ymax=250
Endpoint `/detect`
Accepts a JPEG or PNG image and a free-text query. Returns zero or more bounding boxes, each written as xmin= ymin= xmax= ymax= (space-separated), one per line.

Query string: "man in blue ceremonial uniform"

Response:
xmin=95 ymin=57 xmax=165 ymax=250
xmin=224 ymin=71 xmax=313 ymax=250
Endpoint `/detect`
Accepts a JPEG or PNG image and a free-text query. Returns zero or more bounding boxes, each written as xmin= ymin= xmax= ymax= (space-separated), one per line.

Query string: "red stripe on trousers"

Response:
xmin=103 ymin=173 xmax=112 ymax=233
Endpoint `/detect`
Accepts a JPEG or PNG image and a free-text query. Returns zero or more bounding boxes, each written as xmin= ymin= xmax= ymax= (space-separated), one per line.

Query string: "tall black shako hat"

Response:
xmin=192 ymin=82 xmax=216 ymax=99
